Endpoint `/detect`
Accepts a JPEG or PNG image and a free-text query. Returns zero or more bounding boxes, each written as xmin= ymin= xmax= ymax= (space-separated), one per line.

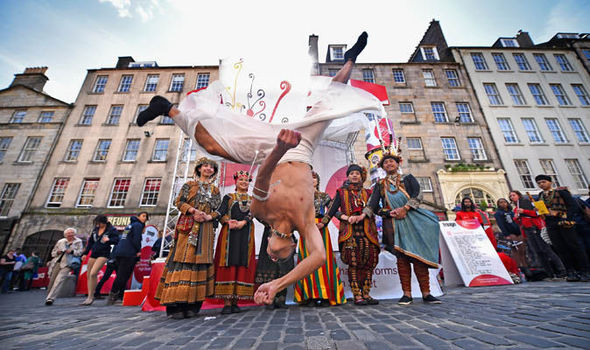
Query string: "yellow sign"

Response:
xmin=533 ymin=201 xmax=549 ymax=215
xmin=108 ymin=215 xmax=131 ymax=229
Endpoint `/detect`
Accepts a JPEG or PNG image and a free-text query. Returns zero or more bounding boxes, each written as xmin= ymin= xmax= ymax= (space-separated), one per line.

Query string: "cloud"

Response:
xmin=99 ymin=0 xmax=160 ymax=21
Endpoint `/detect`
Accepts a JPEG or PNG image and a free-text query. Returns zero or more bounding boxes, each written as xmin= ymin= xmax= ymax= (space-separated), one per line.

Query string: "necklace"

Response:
xmin=236 ymin=192 xmax=251 ymax=213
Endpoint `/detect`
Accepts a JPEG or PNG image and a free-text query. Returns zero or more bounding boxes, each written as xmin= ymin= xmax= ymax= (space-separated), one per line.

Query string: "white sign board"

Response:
xmin=439 ymin=220 xmax=513 ymax=287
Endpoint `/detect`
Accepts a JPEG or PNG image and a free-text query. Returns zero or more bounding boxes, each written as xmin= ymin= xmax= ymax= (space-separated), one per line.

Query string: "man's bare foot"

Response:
xmin=276 ymin=129 xmax=301 ymax=153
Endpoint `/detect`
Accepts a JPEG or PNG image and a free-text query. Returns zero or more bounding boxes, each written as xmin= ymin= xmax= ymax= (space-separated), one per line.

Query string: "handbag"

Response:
xmin=21 ymin=260 xmax=35 ymax=271
xmin=66 ymin=254 xmax=81 ymax=270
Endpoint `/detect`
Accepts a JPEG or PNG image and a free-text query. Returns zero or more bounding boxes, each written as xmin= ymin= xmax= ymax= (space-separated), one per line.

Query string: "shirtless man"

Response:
xmin=138 ymin=32 xmax=371 ymax=304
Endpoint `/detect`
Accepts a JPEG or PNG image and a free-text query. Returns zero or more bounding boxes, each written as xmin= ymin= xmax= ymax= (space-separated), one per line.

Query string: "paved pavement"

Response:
xmin=1 ymin=281 xmax=590 ymax=349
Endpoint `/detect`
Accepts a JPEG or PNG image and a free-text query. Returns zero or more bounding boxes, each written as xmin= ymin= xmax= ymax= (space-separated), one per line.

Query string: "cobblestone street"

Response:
xmin=1 ymin=281 xmax=590 ymax=349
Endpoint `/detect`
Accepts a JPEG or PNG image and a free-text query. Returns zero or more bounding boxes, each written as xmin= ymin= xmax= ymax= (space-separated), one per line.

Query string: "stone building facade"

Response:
xmin=311 ymin=21 xmax=509 ymax=216
xmin=0 ymin=67 xmax=72 ymax=254
xmin=13 ymin=57 xmax=218 ymax=259
xmin=451 ymin=32 xmax=590 ymax=196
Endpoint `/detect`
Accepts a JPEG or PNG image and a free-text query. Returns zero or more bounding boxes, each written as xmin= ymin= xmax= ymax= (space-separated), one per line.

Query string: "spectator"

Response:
xmin=22 ymin=251 xmax=41 ymax=291
xmin=93 ymin=250 xmax=118 ymax=300
xmin=81 ymin=214 xmax=120 ymax=305
xmin=151 ymin=231 xmax=171 ymax=259
xmin=10 ymin=248 xmax=27 ymax=291
xmin=535 ymin=175 xmax=590 ymax=282
xmin=45 ymin=228 xmax=84 ymax=305
xmin=509 ymin=191 xmax=566 ymax=280
xmin=107 ymin=212 xmax=148 ymax=305
xmin=456 ymin=197 xmax=496 ymax=248
xmin=495 ymin=198 xmax=527 ymax=268
xmin=573 ymin=196 xmax=590 ymax=260
xmin=0 ymin=248 xmax=17 ymax=293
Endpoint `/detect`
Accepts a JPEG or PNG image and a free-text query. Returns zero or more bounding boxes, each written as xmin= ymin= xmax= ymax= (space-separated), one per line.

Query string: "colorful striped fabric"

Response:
xmin=294 ymin=219 xmax=346 ymax=305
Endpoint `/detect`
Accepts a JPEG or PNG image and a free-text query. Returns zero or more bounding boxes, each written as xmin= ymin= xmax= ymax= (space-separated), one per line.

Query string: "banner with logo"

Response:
xmin=439 ymin=220 xmax=512 ymax=287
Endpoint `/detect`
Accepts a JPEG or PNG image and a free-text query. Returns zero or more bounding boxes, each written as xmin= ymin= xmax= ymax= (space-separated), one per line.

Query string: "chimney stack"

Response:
xmin=308 ymin=35 xmax=319 ymax=75
xmin=10 ymin=67 xmax=49 ymax=92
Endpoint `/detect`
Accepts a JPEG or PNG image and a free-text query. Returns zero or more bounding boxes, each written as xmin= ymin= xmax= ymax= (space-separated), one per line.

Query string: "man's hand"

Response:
xmin=254 ymin=281 xmax=279 ymax=305
xmin=276 ymin=129 xmax=301 ymax=153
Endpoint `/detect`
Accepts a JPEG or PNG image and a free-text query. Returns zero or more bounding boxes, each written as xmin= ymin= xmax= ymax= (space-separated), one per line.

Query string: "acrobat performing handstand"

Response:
xmin=138 ymin=32 xmax=382 ymax=304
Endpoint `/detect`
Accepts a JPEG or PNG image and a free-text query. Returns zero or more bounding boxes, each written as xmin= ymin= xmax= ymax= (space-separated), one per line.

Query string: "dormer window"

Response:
xmin=420 ymin=46 xmax=439 ymax=61
xmin=500 ymin=39 xmax=519 ymax=47
xmin=329 ymin=45 xmax=346 ymax=61
xmin=556 ymin=33 xmax=579 ymax=39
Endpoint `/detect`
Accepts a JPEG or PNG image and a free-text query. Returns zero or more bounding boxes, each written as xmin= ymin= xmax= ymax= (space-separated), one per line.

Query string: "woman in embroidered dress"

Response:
xmin=155 ymin=157 xmax=221 ymax=319
xmin=323 ymin=164 xmax=379 ymax=306
xmin=213 ymin=171 xmax=257 ymax=314
xmin=294 ymin=172 xmax=346 ymax=307
xmin=365 ymin=154 xmax=441 ymax=305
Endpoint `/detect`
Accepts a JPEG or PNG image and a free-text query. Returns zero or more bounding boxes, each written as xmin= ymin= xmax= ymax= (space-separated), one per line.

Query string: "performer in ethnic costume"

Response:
xmin=324 ymin=164 xmax=379 ymax=306
xmin=254 ymin=224 xmax=294 ymax=309
xmin=365 ymin=153 xmax=441 ymax=305
xmin=213 ymin=171 xmax=257 ymax=314
xmin=294 ymin=172 xmax=346 ymax=307
xmin=155 ymin=157 xmax=221 ymax=319
xmin=535 ymin=174 xmax=590 ymax=282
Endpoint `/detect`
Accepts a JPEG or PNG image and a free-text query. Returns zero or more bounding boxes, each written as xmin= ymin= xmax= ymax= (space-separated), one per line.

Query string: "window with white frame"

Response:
xmin=330 ymin=46 xmax=345 ymax=61
xmin=0 ymin=137 xmax=12 ymax=162
xmin=501 ymin=39 xmax=519 ymax=47
xmin=93 ymin=75 xmax=108 ymax=93
xmin=108 ymin=178 xmax=131 ymax=207
xmin=77 ymin=178 xmax=100 ymax=207
xmin=497 ymin=118 xmax=519 ymax=143
xmin=182 ymin=138 xmax=197 ymax=162
xmin=152 ymin=139 xmax=169 ymax=161
xmin=399 ymin=102 xmax=414 ymax=114
xmin=550 ymin=84 xmax=572 ymax=106
xmin=106 ymin=105 xmax=123 ymax=125
xmin=441 ymin=137 xmax=460 ymax=160
xmin=93 ymin=139 xmax=112 ymax=161
xmin=565 ymin=159 xmax=589 ymax=189
xmin=118 ymin=75 xmax=133 ymax=92
xmin=64 ymin=139 xmax=83 ymax=161
xmin=506 ymin=83 xmax=526 ymax=105
xmin=362 ymin=69 xmax=375 ymax=83
xmin=134 ymin=104 xmax=148 ymax=124
xmin=0 ymin=183 xmax=20 ymax=216
xmin=80 ymin=105 xmax=96 ymax=125
xmin=513 ymin=53 xmax=532 ymax=71
xmin=514 ymin=159 xmax=535 ymax=188
xmin=484 ymin=83 xmax=503 ymax=105
xmin=144 ymin=74 xmax=159 ymax=92
xmin=46 ymin=178 xmax=69 ymax=208
xmin=521 ymin=118 xmax=544 ymax=143
xmin=417 ymin=177 xmax=433 ymax=192
xmin=407 ymin=137 xmax=423 ymax=150
xmin=456 ymin=103 xmax=473 ymax=123
xmin=123 ymin=139 xmax=140 ymax=161
xmin=539 ymin=159 xmax=561 ymax=187
xmin=492 ymin=53 xmax=510 ymax=71
xmin=445 ymin=69 xmax=460 ymax=87
xmin=17 ymin=136 xmax=42 ymax=162
xmin=421 ymin=46 xmax=439 ymax=61
xmin=528 ymin=83 xmax=549 ymax=105
xmin=169 ymin=74 xmax=185 ymax=92
xmin=38 ymin=111 xmax=54 ymax=123
xmin=471 ymin=53 xmax=489 ymax=70
xmin=554 ymin=54 xmax=573 ymax=72
xmin=467 ymin=137 xmax=487 ymax=160
xmin=392 ymin=69 xmax=405 ymax=83
xmin=10 ymin=110 xmax=26 ymax=123
xmin=328 ymin=69 xmax=339 ymax=77
xmin=533 ymin=53 xmax=553 ymax=71
xmin=569 ymin=118 xmax=590 ymax=143
xmin=571 ymin=84 xmax=590 ymax=106
xmin=423 ymin=69 xmax=436 ymax=87
xmin=545 ymin=118 xmax=568 ymax=143
xmin=140 ymin=178 xmax=162 ymax=206
xmin=196 ymin=73 xmax=210 ymax=89
xmin=431 ymin=102 xmax=448 ymax=122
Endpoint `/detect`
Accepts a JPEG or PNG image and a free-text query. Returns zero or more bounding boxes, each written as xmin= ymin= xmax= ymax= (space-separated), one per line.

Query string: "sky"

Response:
xmin=0 ymin=0 xmax=589 ymax=103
